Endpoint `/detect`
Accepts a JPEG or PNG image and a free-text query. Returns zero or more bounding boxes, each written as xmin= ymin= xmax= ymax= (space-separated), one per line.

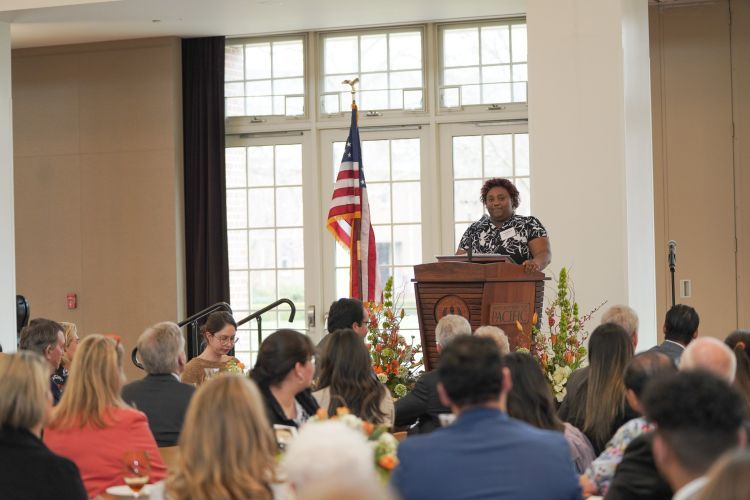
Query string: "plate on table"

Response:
xmin=105 ymin=484 xmax=154 ymax=497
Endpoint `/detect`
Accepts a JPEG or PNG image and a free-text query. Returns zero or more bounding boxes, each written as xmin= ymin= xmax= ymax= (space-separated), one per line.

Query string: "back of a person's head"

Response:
xmin=643 ymin=370 xmax=746 ymax=476
xmin=663 ymin=304 xmax=699 ymax=345
xmin=50 ymin=334 xmax=125 ymax=429
xmin=282 ymin=420 xmax=378 ymax=493
xmin=473 ymin=325 xmax=510 ymax=354
xmin=438 ymin=336 xmax=503 ymax=408
xmin=318 ymin=328 xmax=385 ymax=422
xmin=601 ymin=305 xmax=639 ymax=341
xmin=251 ymin=329 xmax=314 ymax=388
xmin=0 ymin=351 xmax=50 ymax=431
xmin=694 ymin=449 xmax=750 ymax=500
xmin=327 ymin=298 xmax=365 ymax=332
xmin=681 ymin=337 xmax=736 ymax=383
xmin=578 ymin=323 xmax=634 ymax=446
xmin=169 ymin=375 xmax=276 ymax=500
xmin=137 ymin=321 xmax=184 ymax=375
xmin=623 ymin=351 xmax=676 ymax=398
xmin=435 ymin=314 xmax=472 ymax=349
xmin=725 ymin=330 xmax=750 ymax=415
xmin=19 ymin=317 xmax=63 ymax=356
xmin=504 ymin=352 xmax=562 ymax=431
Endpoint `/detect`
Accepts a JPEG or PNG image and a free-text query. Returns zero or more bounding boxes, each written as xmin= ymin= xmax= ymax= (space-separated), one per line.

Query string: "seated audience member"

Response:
xmin=649 ymin=304 xmax=699 ymax=366
xmin=559 ymin=323 xmax=636 ymax=454
xmin=695 ymin=449 xmax=750 ymax=500
xmin=166 ymin=375 xmax=281 ymax=500
xmin=43 ymin=335 xmax=167 ymax=498
xmin=473 ymin=325 xmax=510 ymax=354
xmin=316 ymin=298 xmax=370 ymax=371
xmin=250 ymin=329 xmax=318 ymax=428
xmin=644 ymin=371 xmax=746 ymax=500
xmin=390 ymin=336 xmax=581 ymax=500
xmin=122 ymin=322 xmax=195 ymax=447
xmin=51 ymin=322 xmax=80 ymax=397
xmin=564 ymin=305 xmax=639 ymax=414
xmin=725 ymin=330 xmax=750 ymax=415
xmin=19 ymin=318 xmax=66 ymax=404
xmin=314 ymin=328 xmax=394 ymax=427
xmin=181 ymin=311 xmax=240 ymax=385
xmin=283 ymin=420 xmax=386 ymax=499
xmin=0 ymin=351 xmax=87 ymax=500
xmin=606 ymin=336 xmax=739 ymax=500
xmin=394 ymin=314 xmax=471 ymax=434
xmin=581 ymin=351 xmax=676 ymax=496
xmin=505 ymin=352 xmax=595 ymax=473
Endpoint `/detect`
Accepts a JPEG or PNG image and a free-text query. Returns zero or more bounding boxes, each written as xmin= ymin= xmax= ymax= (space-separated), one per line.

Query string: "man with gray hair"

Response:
xmin=601 ymin=304 xmax=639 ymax=350
xmin=122 ymin=322 xmax=195 ymax=447
xmin=19 ymin=318 xmax=66 ymax=404
xmin=394 ymin=314 xmax=472 ymax=434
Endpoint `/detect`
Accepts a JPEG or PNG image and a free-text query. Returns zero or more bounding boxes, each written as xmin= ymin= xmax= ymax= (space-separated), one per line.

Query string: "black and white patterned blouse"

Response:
xmin=458 ymin=214 xmax=548 ymax=265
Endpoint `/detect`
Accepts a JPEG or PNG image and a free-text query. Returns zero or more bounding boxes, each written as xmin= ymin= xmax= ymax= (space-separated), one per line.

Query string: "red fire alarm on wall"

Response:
xmin=66 ymin=293 xmax=77 ymax=310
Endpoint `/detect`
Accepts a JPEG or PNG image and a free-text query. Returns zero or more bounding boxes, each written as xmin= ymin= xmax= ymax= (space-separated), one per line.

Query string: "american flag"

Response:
xmin=326 ymin=105 xmax=378 ymax=302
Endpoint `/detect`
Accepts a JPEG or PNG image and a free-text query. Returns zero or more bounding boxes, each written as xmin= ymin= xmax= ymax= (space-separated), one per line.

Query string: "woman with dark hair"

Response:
xmin=314 ymin=329 xmax=394 ymax=427
xmin=456 ymin=177 xmax=551 ymax=273
xmin=505 ymin=352 xmax=595 ymax=473
xmin=182 ymin=311 xmax=240 ymax=386
xmin=250 ymin=329 xmax=318 ymax=428
xmin=725 ymin=330 xmax=750 ymax=416
xmin=558 ymin=323 xmax=636 ymax=454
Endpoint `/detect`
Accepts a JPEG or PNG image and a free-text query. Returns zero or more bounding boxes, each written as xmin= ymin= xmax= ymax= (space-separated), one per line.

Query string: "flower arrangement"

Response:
xmin=309 ymin=407 xmax=399 ymax=481
xmin=365 ymin=276 xmax=423 ymax=399
xmin=517 ymin=267 xmax=605 ymax=402
xmin=223 ymin=358 xmax=246 ymax=375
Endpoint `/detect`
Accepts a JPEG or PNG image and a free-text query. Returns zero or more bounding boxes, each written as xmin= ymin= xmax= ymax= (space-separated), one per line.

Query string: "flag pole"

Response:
xmin=342 ymin=77 xmax=363 ymax=299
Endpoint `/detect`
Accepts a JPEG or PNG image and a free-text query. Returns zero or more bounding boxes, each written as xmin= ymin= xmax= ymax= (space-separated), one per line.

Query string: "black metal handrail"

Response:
xmin=131 ymin=299 xmax=296 ymax=370
xmin=131 ymin=302 xmax=233 ymax=370
xmin=236 ymin=298 xmax=296 ymax=348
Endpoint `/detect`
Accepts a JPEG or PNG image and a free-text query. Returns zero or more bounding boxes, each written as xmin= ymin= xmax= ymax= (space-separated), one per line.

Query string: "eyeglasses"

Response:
xmin=210 ymin=333 xmax=239 ymax=345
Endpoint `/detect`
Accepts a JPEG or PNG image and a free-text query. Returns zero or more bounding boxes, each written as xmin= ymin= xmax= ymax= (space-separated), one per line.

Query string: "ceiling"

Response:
xmin=1 ymin=0 xmax=527 ymax=49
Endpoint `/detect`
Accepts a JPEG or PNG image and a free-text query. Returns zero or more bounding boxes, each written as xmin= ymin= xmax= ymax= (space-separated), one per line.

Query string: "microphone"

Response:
xmin=668 ymin=240 xmax=677 ymax=271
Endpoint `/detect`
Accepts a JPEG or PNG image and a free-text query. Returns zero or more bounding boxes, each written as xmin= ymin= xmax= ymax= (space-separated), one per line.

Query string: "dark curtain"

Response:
xmin=182 ymin=37 xmax=230 ymax=337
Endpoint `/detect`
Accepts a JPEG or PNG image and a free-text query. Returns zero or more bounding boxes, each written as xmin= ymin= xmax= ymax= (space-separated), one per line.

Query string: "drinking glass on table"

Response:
xmin=123 ymin=450 xmax=151 ymax=497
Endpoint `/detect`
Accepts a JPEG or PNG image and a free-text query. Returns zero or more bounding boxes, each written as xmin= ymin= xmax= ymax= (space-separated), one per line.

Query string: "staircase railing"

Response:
xmin=236 ymin=298 xmax=296 ymax=349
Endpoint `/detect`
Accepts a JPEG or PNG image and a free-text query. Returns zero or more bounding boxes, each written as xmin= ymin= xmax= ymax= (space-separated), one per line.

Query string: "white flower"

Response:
xmin=377 ymin=372 xmax=388 ymax=384
xmin=554 ymin=387 xmax=567 ymax=402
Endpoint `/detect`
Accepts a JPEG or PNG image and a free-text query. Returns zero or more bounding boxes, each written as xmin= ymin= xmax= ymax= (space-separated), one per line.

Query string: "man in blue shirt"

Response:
xmin=391 ymin=336 xmax=582 ymax=500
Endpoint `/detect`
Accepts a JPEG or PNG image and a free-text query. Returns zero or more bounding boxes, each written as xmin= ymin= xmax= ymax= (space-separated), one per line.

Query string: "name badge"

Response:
xmin=500 ymin=227 xmax=517 ymax=241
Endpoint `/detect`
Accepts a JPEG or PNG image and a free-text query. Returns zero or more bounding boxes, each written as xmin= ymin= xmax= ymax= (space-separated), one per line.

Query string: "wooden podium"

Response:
xmin=413 ymin=256 xmax=547 ymax=371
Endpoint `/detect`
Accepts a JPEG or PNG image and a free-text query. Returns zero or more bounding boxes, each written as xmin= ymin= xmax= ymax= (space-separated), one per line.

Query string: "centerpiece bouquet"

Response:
xmin=223 ymin=358 xmax=246 ymax=375
xmin=365 ymin=277 xmax=423 ymax=399
xmin=518 ymin=267 xmax=605 ymax=402
xmin=309 ymin=407 xmax=400 ymax=481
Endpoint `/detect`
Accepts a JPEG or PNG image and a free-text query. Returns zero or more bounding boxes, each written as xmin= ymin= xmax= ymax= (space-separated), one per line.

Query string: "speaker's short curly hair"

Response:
xmin=480 ymin=178 xmax=520 ymax=209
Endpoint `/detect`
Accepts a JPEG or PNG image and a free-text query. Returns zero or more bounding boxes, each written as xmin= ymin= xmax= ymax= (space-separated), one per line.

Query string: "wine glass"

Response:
xmin=122 ymin=450 xmax=151 ymax=497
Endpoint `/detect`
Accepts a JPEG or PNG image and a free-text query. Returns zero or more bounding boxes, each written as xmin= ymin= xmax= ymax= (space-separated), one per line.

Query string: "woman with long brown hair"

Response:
xmin=43 ymin=335 xmax=166 ymax=498
xmin=181 ymin=311 xmax=240 ymax=385
xmin=314 ymin=328 xmax=394 ymax=427
xmin=558 ymin=323 xmax=636 ymax=454
xmin=167 ymin=375 xmax=281 ymax=500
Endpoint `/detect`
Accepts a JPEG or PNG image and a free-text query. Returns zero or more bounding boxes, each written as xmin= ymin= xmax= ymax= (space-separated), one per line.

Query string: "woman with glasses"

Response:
xmin=181 ymin=311 xmax=241 ymax=386
xmin=43 ymin=335 xmax=167 ymax=498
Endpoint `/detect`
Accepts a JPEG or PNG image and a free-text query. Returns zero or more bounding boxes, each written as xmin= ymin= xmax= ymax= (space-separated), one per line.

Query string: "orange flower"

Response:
xmin=315 ymin=408 xmax=328 ymax=419
xmin=564 ymin=351 xmax=574 ymax=364
xmin=362 ymin=421 xmax=375 ymax=435
xmin=515 ymin=320 xmax=524 ymax=332
xmin=532 ymin=312 xmax=538 ymax=325
xmin=236 ymin=361 xmax=245 ymax=369
xmin=378 ymin=455 xmax=398 ymax=470
xmin=540 ymin=353 xmax=548 ymax=367
xmin=374 ymin=365 xmax=383 ymax=375
xmin=335 ymin=407 xmax=350 ymax=416
xmin=551 ymin=335 xmax=558 ymax=346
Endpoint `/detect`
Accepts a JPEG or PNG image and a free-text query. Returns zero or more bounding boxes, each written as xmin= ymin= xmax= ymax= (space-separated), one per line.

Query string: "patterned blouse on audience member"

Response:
xmin=458 ymin=214 xmax=548 ymax=265
xmin=584 ymin=417 xmax=656 ymax=496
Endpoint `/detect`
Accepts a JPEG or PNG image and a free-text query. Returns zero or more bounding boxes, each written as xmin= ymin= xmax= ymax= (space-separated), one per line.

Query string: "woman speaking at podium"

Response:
xmin=456 ymin=178 xmax=551 ymax=273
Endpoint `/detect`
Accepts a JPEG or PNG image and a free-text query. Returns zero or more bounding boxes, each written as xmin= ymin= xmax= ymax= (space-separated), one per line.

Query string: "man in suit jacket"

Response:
xmin=648 ymin=304 xmax=699 ymax=366
xmin=394 ymin=314 xmax=471 ymax=434
xmin=391 ymin=336 xmax=581 ymax=500
xmin=122 ymin=322 xmax=195 ymax=447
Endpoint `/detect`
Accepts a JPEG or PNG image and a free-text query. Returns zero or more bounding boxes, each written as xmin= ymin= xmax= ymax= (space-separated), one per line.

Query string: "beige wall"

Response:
xmin=12 ymin=37 xmax=185 ymax=379
xmin=650 ymin=0 xmax=750 ymax=340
